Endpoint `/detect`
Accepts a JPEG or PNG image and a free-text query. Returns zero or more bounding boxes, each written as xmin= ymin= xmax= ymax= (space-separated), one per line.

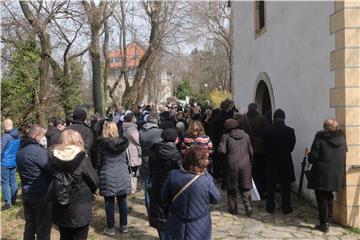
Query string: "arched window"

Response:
xmin=255 ymin=1 xmax=266 ymax=38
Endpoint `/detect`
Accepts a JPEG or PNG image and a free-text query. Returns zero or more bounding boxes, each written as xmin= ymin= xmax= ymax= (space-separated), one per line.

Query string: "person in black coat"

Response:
xmin=66 ymin=107 xmax=95 ymax=166
xmin=307 ymin=118 xmax=347 ymax=233
xmin=48 ymin=129 xmax=98 ymax=240
xmin=148 ymin=128 xmax=182 ymax=240
xmin=210 ymin=99 xmax=235 ymax=178
xmin=239 ymin=103 xmax=270 ymax=198
xmin=16 ymin=125 xmax=53 ymax=240
xmin=262 ymin=109 xmax=296 ymax=214
xmin=46 ymin=118 xmax=66 ymax=148
xmin=139 ymin=113 xmax=163 ymax=211
xmin=159 ymin=111 xmax=175 ymax=130
xmin=97 ymin=121 xmax=131 ymax=235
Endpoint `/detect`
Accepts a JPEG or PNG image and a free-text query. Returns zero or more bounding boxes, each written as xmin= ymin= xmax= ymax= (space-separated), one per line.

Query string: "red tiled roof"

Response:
xmin=109 ymin=42 xmax=145 ymax=69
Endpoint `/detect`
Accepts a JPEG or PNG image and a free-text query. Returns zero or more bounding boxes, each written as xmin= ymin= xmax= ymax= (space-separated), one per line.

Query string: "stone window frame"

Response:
xmin=254 ymin=1 xmax=267 ymax=39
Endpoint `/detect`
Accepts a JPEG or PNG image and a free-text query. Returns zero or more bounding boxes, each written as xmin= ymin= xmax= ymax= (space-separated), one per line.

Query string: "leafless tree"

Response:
xmin=106 ymin=0 xmax=131 ymax=109
xmin=18 ymin=1 xmax=68 ymax=125
xmin=189 ymin=1 xmax=232 ymax=91
xmin=121 ymin=1 xmax=192 ymax=107
xmin=81 ymin=0 xmax=111 ymax=116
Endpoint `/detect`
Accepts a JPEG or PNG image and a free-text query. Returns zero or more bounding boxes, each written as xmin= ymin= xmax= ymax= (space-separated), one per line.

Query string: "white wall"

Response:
xmin=232 ymin=1 xmax=335 ymax=200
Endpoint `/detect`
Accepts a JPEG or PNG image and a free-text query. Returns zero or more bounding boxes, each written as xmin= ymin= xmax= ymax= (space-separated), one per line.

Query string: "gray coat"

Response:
xmin=218 ymin=129 xmax=253 ymax=190
xmin=97 ymin=137 xmax=131 ymax=197
xmin=123 ymin=122 xmax=142 ymax=167
xmin=139 ymin=123 xmax=163 ymax=174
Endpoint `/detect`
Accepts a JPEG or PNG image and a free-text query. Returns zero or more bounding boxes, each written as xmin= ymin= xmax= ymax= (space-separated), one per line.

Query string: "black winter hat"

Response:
xmin=273 ymin=109 xmax=285 ymax=120
xmin=248 ymin=103 xmax=257 ymax=111
xmin=161 ymin=128 xmax=178 ymax=142
xmin=73 ymin=107 xmax=87 ymax=121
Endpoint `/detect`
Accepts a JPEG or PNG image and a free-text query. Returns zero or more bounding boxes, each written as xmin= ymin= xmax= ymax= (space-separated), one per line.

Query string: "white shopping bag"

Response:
xmin=250 ymin=179 xmax=261 ymax=201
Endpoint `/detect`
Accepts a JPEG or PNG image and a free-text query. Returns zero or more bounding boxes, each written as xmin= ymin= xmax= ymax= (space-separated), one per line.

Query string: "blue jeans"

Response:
xmin=158 ymin=230 xmax=166 ymax=240
xmin=1 ymin=166 xmax=18 ymax=205
xmin=105 ymin=195 xmax=127 ymax=228
xmin=143 ymin=172 xmax=151 ymax=211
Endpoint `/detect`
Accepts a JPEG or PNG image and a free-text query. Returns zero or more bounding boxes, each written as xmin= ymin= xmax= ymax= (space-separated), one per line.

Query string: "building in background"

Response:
xmin=232 ymin=1 xmax=359 ymax=227
xmin=108 ymin=42 xmax=174 ymax=105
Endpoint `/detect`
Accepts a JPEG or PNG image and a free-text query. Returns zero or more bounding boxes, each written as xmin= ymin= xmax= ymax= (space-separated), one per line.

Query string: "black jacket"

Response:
xmin=262 ymin=122 xmax=296 ymax=183
xmin=307 ymin=130 xmax=347 ymax=192
xmin=16 ymin=137 xmax=52 ymax=197
xmin=148 ymin=141 xmax=181 ymax=229
xmin=46 ymin=127 xmax=61 ymax=147
xmin=49 ymin=147 xmax=98 ymax=228
xmin=66 ymin=122 xmax=95 ymax=166
xmin=97 ymin=137 xmax=131 ymax=197
xmin=159 ymin=120 xmax=175 ymax=130
xmin=211 ymin=111 xmax=233 ymax=149
xmin=140 ymin=123 xmax=163 ymax=174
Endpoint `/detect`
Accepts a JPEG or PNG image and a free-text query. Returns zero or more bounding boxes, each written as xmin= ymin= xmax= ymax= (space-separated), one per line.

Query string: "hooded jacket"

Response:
xmin=123 ymin=122 xmax=142 ymax=167
xmin=1 ymin=128 xmax=20 ymax=167
xmin=307 ymin=130 xmax=347 ymax=192
xmin=16 ymin=137 xmax=52 ymax=197
xmin=218 ymin=129 xmax=253 ymax=190
xmin=97 ymin=137 xmax=131 ymax=197
xmin=49 ymin=145 xmax=98 ymax=228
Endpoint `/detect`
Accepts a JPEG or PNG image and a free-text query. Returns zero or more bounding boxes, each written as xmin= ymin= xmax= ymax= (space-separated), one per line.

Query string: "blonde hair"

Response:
xmin=57 ymin=129 xmax=85 ymax=151
xmin=102 ymin=121 xmax=119 ymax=138
xmin=323 ymin=118 xmax=339 ymax=132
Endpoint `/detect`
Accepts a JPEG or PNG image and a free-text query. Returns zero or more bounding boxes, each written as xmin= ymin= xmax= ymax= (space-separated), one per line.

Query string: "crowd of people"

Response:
xmin=1 ymin=99 xmax=347 ymax=239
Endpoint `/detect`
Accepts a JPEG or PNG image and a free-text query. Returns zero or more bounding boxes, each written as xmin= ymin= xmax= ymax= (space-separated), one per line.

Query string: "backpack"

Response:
xmin=49 ymin=171 xmax=74 ymax=206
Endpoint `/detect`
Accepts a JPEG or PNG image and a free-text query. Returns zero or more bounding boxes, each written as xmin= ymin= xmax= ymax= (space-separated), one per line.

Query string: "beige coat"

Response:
xmin=123 ymin=122 xmax=142 ymax=167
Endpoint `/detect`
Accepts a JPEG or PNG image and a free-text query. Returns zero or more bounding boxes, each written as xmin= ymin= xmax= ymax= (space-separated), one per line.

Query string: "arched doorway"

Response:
xmin=255 ymin=81 xmax=271 ymax=115
xmin=253 ymin=72 xmax=275 ymax=117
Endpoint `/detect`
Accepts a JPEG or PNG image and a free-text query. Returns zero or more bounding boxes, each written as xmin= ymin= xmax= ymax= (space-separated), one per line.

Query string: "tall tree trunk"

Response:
xmin=19 ymin=1 xmax=51 ymax=126
xmin=82 ymin=0 xmax=106 ymax=116
xmin=122 ymin=1 xmax=162 ymax=108
xmin=103 ymin=7 xmax=109 ymax=106
xmin=108 ymin=1 xmax=128 ymax=109
xmin=91 ymin=28 xmax=103 ymax=115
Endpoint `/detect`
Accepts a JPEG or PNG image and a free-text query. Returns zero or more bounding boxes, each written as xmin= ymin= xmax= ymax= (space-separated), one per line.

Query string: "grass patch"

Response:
xmin=347 ymin=226 xmax=360 ymax=235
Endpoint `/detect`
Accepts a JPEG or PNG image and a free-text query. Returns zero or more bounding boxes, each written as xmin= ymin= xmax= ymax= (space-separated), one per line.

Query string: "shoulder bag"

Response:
xmin=172 ymin=173 xmax=204 ymax=203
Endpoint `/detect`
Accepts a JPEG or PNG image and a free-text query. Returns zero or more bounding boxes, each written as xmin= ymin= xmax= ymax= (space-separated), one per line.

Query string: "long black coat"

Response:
xmin=239 ymin=112 xmax=269 ymax=156
xmin=218 ymin=129 xmax=253 ymax=190
xmin=97 ymin=137 xmax=131 ymax=197
xmin=262 ymin=122 xmax=296 ymax=184
xmin=307 ymin=130 xmax=347 ymax=192
xmin=148 ymin=141 xmax=181 ymax=230
xmin=211 ymin=111 xmax=233 ymax=148
xmin=49 ymin=149 xmax=98 ymax=228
